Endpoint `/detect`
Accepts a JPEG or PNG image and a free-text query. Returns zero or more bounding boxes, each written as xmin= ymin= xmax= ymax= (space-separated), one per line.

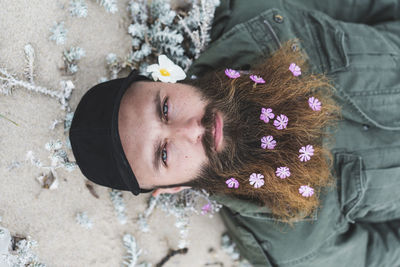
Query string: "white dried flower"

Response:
xmin=76 ymin=212 xmax=93 ymax=229
xmin=96 ymin=0 xmax=118 ymax=14
xmin=109 ymin=189 xmax=127 ymax=224
xmin=106 ymin=53 xmax=117 ymax=64
xmin=49 ymin=21 xmax=67 ymax=45
xmin=24 ymin=44 xmax=35 ymax=83
xmin=69 ymin=0 xmax=88 ymax=17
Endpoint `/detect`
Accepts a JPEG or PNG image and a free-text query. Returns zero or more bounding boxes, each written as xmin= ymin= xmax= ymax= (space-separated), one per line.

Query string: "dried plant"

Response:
xmin=49 ymin=21 xmax=67 ymax=45
xmin=76 ymin=212 xmax=93 ymax=229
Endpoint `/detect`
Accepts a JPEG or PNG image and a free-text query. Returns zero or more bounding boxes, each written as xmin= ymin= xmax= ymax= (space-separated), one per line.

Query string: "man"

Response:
xmin=70 ymin=0 xmax=400 ymax=266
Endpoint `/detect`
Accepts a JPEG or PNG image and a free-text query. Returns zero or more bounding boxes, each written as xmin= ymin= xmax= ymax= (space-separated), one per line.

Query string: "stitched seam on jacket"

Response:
xmin=262 ymin=19 xmax=282 ymax=48
xmin=241 ymin=9 xmax=276 ymax=58
xmin=302 ymin=12 xmax=325 ymax=74
xmin=346 ymin=88 xmax=400 ymax=96
xmin=341 ymin=155 xmax=364 ymax=224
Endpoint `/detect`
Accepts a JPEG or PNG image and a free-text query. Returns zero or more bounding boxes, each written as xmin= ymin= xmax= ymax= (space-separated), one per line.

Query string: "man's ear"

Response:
xmin=151 ymin=186 xmax=191 ymax=197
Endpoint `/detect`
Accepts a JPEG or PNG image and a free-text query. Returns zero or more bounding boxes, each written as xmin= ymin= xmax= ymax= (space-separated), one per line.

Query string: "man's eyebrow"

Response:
xmin=152 ymin=90 xmax=162 ymax=172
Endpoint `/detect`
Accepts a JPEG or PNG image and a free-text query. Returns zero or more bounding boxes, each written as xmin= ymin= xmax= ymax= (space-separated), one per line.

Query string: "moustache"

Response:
xmin=201 ymin=103 xmax=218 ymax=160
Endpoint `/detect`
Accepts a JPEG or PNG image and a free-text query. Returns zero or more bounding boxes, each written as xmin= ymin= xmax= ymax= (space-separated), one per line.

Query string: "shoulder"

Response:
xmin=188 ymin=0 xmax=348 ymax=77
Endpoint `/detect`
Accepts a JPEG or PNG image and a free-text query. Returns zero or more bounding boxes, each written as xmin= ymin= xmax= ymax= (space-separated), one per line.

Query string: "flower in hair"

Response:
xmin=249 ymin=173 xmax=264 ymax=188
xmin=308 ymin=97 xmax=322 ymax=111
xmin=146 ymin=55 xmax=186 ymax=83
xmin=260 ymin=107 xmax=275 ymax=123
xmin=276 ymin=167 xmax=291 ymax=179
xmin=250 ymin=75 xmax=265 ymax=88
xmin=299 ymin=185 xmax=314 ymax=197
xmin=299 ymin=145 xmax=314 ymax=162
xmin=261 ymin=136 xmax=276 ymax=150
xmin=226 ymin=177 xmax=239 ymax=188
xmin=273 ymin=114 xmax=288 ymax=130
xmin=289 ymin=63 xmax=301 ymax=76
xmin=225 ymin=68 xmax=241 ymax=79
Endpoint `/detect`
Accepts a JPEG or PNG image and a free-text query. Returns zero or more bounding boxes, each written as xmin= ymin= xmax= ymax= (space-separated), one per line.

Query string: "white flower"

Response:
xmin=146 ymin=55 xmax=186 ymax=83
xmin=276 ymin=166 xmax=291 ymax=179
xmin=49 ymin=21 xmax=67 ymax=45
xmin=249 ymin=173 xmax=264 ymax=188
xmin=299 ymin=145 xmax=314 ymax=162
xmin=299 ymin=185 xmax=314 ymax=197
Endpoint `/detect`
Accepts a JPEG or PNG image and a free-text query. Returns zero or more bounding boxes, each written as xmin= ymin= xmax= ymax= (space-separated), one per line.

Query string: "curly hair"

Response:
xmin=174 ymin=40 xmax=343 ymax=223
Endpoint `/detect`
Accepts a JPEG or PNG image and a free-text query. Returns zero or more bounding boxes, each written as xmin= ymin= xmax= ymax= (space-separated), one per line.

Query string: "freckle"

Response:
xmin=185 ymin=156 xmax=189 ymax=159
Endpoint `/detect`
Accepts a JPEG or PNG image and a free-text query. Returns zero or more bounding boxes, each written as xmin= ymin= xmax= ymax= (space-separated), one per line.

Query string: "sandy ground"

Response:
xmin=0 ymin=0 xmax=237 ymax=266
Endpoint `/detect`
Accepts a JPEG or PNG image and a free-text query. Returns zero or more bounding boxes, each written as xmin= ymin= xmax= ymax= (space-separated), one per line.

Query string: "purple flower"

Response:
xmin=226 ymin=177 xmax=239 ymax=188
xmin=201 ymin=203 xmax=212 ymax=215
xmin=225 ymin=68 xmax=241 ymax=79
xmin=273 ymin=114 xmax=288 ymax=130
xmin=308 ymin=97 xmax=322 ymax=111
xmin=260 ymin=107 xmax=275 ymax=123
xmin=276 ymin=167 xmax=291 ymax=179
xmin=299 ymin=145 xmax=314 ymax=162
xmin=299 ymin=185 xmax=314 ymax=197
xmin=250 ymin=75 xmax=265 ymax=84
xmin=289 ymin=63 xmax=301 ymax=76
xmin=261 ymin=136 xmax=276 ymax=150
xmin=249 ymin=173 xmax=264 ymax=188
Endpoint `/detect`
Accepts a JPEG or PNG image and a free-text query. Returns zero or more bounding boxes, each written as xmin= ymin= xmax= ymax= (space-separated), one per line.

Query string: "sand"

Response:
xmin=0 ymin=1 xmax=237 ymax=266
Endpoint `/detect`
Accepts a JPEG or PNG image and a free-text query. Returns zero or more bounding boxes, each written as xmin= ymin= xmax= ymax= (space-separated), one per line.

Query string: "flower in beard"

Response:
xmin=299 ymin=145 xmax=314 ymax=162
xmin=225 ymin=68 xmax=240 ymax=79
xmin=308 ymin=97 xmax=322 ymax=111
xmin=276 ymin=166 xmax=290 ymax=179
xmin=250 ymin=75 xmax=265 ymax=88
xmin=249 ymin=173 xmax=264 ymax=188
xmin=226 ymin=177 xmax=239 ymax=188
xmin=261 ymin=135 xmax=276 ymax=150
xmin=273 ymin=114 xmax=288 ymax=130
xmin=289 ymin=63 xmax=301 ymax=76
xmin=299 ymin=185 xmax=314 ymax=197
xmin=250 ymin=75 xmax=265 ymax=84
xmin=260 ymin=107 xmax=275 ymax=123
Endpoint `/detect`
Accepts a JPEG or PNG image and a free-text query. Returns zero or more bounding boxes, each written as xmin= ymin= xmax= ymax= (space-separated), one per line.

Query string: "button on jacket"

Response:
xmin=187 ymin=0 xmax=400 ymax=266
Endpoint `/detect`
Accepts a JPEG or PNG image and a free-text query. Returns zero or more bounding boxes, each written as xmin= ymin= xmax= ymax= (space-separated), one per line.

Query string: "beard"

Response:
xmin=181 ymin=40 xmax=342 ymax=222
xmin=188 ymin=72 xmax=270 ymax=193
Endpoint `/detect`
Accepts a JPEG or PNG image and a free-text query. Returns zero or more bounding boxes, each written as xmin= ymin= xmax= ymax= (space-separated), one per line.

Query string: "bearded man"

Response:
xmin=69 ymin=0 xmax=400 ymax=266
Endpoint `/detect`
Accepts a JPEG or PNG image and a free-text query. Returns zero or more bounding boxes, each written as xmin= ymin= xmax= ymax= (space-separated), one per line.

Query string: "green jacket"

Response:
xmin=187 ymin=1 xmax=400 ymax=266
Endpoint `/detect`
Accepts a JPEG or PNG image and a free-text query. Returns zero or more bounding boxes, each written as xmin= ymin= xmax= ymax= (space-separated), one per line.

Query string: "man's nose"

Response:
xmin=173 ymin=118 xmax=205 ymax=144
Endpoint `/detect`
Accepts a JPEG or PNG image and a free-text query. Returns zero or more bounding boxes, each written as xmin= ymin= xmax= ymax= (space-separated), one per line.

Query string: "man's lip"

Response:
xmin=213 ymin=112 xmax=223 ymax=151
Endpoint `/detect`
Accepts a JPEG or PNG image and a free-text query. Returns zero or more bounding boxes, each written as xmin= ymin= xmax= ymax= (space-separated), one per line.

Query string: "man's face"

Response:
xmin=118 ymin=80 xmax=225 ymax=194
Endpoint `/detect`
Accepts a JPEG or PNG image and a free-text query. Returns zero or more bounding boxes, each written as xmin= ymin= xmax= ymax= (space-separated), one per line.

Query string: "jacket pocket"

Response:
xmin=347 ymin=164 xmax=400 ymax=222
xmin=304 ymin=14 xmax=400 ymax=131
xmin=334 ymin=152 xmax=364 ymax=223
xmin=302 ymin=11 xmax=350 ymax=74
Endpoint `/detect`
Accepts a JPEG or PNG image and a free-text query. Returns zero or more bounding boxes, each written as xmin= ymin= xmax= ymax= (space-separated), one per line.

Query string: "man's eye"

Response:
xmin=161 ymin=144 xmax=168 ymax=166
xmin=162 ymin=97 xmax=169 ymax=121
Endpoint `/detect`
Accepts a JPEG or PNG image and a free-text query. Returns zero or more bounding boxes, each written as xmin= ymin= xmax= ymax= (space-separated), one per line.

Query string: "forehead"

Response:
xmin=118 ymin=80 xmax=156 ymax=177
